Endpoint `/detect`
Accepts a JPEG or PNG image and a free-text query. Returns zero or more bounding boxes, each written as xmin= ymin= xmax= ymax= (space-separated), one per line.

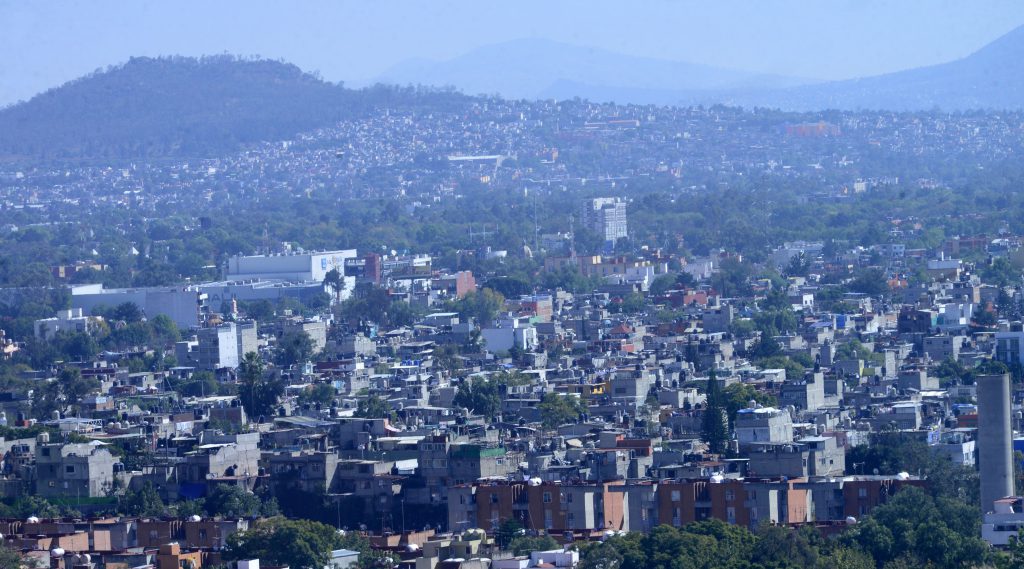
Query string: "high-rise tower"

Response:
xmin=978 ymin=373 xmax=1014 ymax=514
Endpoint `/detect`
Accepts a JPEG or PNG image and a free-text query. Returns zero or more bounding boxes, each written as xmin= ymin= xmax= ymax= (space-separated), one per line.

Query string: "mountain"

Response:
xmin=378 ymin=28 xmax=1024 ymax=111
xmin=714 ymin=24 xmax=1024 ymax=111
xmin=376 ymin=38 xmax=816 ymax=102
xmin=0 ymin=56 xmax=361 ymax=163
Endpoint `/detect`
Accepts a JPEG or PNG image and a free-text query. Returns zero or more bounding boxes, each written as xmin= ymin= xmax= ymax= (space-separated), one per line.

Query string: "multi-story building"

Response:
xmin=34 ymin=308 xmax=100 ymax=340
xmin=581 ymin=197 xmax=628 ymax=244
xmin=735 ymin=407 xmax=794 ymax=449
xmin=35 ymin=441 xmax=120 ymax=498
xmin=185 ymin=321 xmax=258 ymax=371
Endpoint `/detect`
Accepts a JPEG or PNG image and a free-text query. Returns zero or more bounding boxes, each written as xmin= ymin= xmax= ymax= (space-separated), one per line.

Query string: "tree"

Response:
xmin=237 ymin=352 xmax=282 ymax=421
xmin=537 ymin=392 xmax=585 ymax=429
xmin=149 ymin=314 xmax=181 ymax=345
xmin=455 ymin=288 xmax=505 ymax=326
xmin=495 ymin=518 xmax=526 ymax=549
xmin=848 ymin=268 xmax=889 ymax=296
xmin=700 ymin=370 xmax=729 ymax=454
xmin=723 ymin=382 xmax=778 ymax=426
xmin=453 ymin=376 xmax=502 ymax=420
xmin=0 ymin=541 xmax=22 ymax=569
xmin=122 ymin=482 xmax=166 ymax=517
xmin=323 ymin=268 xmax=346 ymax=303
xmin=298 ymin=382 xmax=336 ymax=407
xmin=355 ymin=394 xmax=392 ymax=420
xmin=508 ymin=534 xmax=559 ymax=555
xmin=224 ymin=517 xmax=348 ymax=569
xmin=649 ymin=273 xmax=677 ymax=297
xmin=277 ymin=330 xmax=316 ymax=367
xmin=204 ymin=484 xmax=264 ymax=518
xmin=33 ymin=367 xmax=101 ymax=419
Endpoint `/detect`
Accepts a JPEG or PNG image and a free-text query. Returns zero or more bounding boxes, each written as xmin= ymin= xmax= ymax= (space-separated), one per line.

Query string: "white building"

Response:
xmin=581 ymin=197 xmax=628 ymax=244
xmin=34 ymin=308 xmax=100 ymax=340
xmin=481 ymin=317 xmax=538 ymax=354
xmin=71 ymin=284 xmax=207 ymax=330
xmin=179 ymin=321 xmax=259 ymax=371
xmin=983 ymin=496 xmax=1024 ymax=545
xmin=226 ymin=249 xmax=357 ymax=283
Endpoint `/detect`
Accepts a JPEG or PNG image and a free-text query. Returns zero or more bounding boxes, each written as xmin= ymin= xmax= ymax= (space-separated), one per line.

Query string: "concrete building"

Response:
xmin=735 ymin=407 xmax=794 ymax=449
xmin=995 ymin=324 xmax=1024 ymax=365
xmin=983 ymin=496 xmax=1024 ymax=546
xmin=581 ymin=197 xmax=628 ymax=244
xmin=282 ymin=318 xmax=328 ymax=353
xmin=226 ymin=249 xmax=356 ymax=283
xmin=481 ymin=317 xmax=538 ymax=354
xmin=198 ymin=278 xmax=338 ymax=308
xmin=71 ymin=284 xmax=207 ymax=329
xmin=190 ymin=321 xmax=258 ymax=371
xmin=747 ymin=436 xmax=845 ymax=478
xmin=34 ymin=308 xmax=99 ymax=340
xmin=36 ymin=441 xmax=120 ymax=498
xmin=979 ymin=374 xmax=1014 ymax=515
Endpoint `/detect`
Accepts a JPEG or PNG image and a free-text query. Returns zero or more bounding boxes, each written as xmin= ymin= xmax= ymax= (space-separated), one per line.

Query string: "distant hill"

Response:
xmin=379 ymin=29 xmax=1024 ymax=111
xmin=712 ymin=24 xmax=1024 ymax=111
xmin=377 ymin=38 xmax=816 ymax=102
xmin=0 ymin=56 xmax=362 ymax=163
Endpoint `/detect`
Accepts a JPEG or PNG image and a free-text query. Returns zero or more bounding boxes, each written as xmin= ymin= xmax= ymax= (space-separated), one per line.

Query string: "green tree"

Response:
xmin=0 ymin=541 xmax=22 ymax=569
xmin=508 ymin=534 xmax=559 ymax=555
xmin=649 ymin=273 xmax=678 ymax=297
xmin=204 ymin=484 xmax=263 ymax=518
xmin=537 ymin=392 xmax=585 ymax=429
xmin=700 ymin=370 xmax=729 ymax=454
xmin=122 ymin=482 xmax=166 ymax=517
xmin=323 ymin=268 xmax=346 ymax=303
xmin=723 ymin=382 xmax=778 ymax=426
xmin=453 ymin=376 xmax=502 ymax=420
xmin=355 ymin=394 xmax=392 ymax=420
xmin=455 ymin=288 xmax=505 ymax=326
xmin=237 ymin=352 xmax=282 ymax=421
xmin=277 ymin=330 xmax=316 ymax=367
xmin=495 ymin=518 xmax=525 ymax=549
xmin=224 ymin=517 xmax=348 ymax=569
xmin=148 ymin=314 xmax=181 ymax=345
xmin=298 ymin=382 xmax=336 ymax=407
xmin=32 ymin=367 xmax=101 ymax=419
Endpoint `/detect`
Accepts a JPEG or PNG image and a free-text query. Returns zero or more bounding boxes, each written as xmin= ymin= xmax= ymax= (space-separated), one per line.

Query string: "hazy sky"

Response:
xmin=2 ymin=0 xmax=1023 ymax=106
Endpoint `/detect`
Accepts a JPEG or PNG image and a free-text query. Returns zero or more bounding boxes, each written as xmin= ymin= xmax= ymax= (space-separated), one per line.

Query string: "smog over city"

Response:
xmin=2 ymin=2 xmax=1024 ymax=568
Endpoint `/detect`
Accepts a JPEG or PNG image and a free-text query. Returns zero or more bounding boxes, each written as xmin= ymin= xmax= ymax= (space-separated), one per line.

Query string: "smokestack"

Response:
xmin=978 ymin=373 xmax=1014 ymax=514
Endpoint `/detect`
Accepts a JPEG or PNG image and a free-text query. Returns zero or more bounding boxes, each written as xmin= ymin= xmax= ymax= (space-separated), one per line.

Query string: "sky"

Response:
xmin=1 ymin=0 xmax=1023 ymax=106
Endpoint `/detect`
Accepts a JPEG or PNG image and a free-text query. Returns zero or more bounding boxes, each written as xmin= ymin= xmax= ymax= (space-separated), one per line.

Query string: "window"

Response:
xmin=858 ymin=488 xmax=868 ymax=498
xmin=543 ymin=492 xmax=552 ymax=503
xmin=671 ymin=490 xmax=681 ymax=501
xmin=725 ymin=489 xmax=735 ymax=501
xmin=490 ymin=494 xmax=498 ymax=504
xmin=726 ymin=507 xmax=736 ymax=523
xmin=566 ymin=492 xmax=573 ymax=503
xmin=65 ymin=465 xmax=76 ymax=474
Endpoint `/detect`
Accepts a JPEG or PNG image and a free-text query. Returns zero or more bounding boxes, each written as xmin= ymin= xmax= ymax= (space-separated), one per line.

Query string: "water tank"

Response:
xmin=189 ymin=515 xmax=202 ymax=522
xmin=37 ymin=432 xmax=50 ymax=444
xmin=50 ymin=548 xmax=65 ymax=558
xmin=845 ymin=516 xmax=857 ymax=525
